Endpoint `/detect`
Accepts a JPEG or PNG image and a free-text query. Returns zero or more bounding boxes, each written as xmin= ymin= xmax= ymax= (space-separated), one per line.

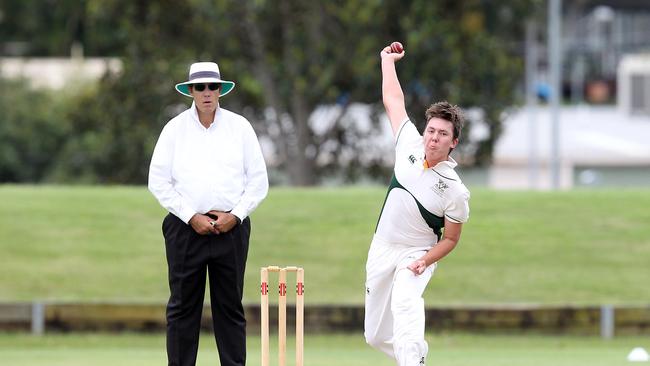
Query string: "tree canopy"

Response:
xmin=0 ymin=0 xmax=536 ymax=184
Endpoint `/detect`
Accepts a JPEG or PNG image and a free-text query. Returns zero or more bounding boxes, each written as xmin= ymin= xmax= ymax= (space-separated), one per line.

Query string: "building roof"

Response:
xmin=0 ymin=57 xmax=122 ymax=89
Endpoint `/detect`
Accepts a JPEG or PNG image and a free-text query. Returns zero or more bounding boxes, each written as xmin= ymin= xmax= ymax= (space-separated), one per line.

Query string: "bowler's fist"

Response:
xmin=390 ymin=41 xmax=404 ymax=54
xmin=407 ymin=259 xmax=427 ymax=275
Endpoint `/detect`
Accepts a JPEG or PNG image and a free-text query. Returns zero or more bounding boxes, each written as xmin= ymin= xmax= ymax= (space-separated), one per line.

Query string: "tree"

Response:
xmin=50 ymin=0 xmax=202 ymax=183
xmin=0 ymin=0 xmax=536 ymax=184
xmin=219 ymin=0 xmax=536 ymax=183
xmin=0 ymin=78 xmax=72 ymax=182
xmin=0 ymin=0 xmax=126 ymax=56
xmin=395 ymin=0 xmax=536 ymax=165
xmin=230 ymin=1 xmax=386 ymax=185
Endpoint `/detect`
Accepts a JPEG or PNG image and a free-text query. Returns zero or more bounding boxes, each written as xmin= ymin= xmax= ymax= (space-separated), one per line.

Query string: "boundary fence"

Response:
xmin=1 ymin=302 xmax=649 ymax=338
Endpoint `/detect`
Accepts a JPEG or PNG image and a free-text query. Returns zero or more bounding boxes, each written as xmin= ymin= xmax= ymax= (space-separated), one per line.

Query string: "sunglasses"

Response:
xmin=191 ymin=83 xmax=220 ymax=92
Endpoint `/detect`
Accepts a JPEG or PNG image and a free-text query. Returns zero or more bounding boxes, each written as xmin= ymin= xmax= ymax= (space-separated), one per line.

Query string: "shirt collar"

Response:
xmin=423 ymin=156 xmax=458 ymax=170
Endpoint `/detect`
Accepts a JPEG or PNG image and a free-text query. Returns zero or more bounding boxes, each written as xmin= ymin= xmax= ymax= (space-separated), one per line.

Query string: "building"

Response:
xmin=0 ymin=56 xmax=121 ymax=90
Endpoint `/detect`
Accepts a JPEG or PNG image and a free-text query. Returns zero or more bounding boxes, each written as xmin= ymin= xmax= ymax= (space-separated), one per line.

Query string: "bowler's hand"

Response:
xmin=189 ymin=214 xmax=219 ymax=235
xmin=380 ymin=45 xmax=405 ymax=62
xmin=207 ymin=211 xmax=239 ymax=234
xmin=407 ymin=259 xmax=427 ymax=276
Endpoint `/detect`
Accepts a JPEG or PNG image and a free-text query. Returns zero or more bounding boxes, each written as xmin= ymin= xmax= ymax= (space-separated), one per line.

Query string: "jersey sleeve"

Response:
xmin=395 ymin=118 xmax=422 ymax=156
xmin=444 ymin=189 xmax=470 ymax=223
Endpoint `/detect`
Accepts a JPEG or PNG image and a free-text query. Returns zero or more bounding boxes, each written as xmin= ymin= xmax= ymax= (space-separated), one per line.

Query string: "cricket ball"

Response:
xmin=390 ymin=41 xmax=404 ymax=53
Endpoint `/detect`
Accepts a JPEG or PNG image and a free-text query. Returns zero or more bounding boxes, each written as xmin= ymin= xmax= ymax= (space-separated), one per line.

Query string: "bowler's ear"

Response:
xmin=451 ymin=138 xmax=459 ymax=149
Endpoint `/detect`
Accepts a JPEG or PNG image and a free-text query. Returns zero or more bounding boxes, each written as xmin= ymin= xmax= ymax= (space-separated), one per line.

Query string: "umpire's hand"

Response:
xmin=188 ymin=213 xmax=220 ymax=235
xmin=207 ymin=210 xmax=239 ymax=234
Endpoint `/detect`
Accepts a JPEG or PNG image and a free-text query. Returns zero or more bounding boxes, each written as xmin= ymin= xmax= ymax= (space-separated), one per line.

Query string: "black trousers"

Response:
xmin=162 ymin=213 xmax=251 ymax=366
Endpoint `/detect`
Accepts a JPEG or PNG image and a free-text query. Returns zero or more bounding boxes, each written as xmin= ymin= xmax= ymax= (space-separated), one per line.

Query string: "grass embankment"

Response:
xmin=1 ymin=185 xmax=649 ymax=305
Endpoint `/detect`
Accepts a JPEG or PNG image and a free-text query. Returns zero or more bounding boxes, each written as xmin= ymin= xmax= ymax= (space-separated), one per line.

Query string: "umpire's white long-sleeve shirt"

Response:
xmin=148 ymin=102 xmax=269 ymax=224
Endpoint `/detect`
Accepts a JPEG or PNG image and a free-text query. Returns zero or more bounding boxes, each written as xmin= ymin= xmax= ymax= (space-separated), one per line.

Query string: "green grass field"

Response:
xmin=1 ymin=185 xmax=649 ymax=305
xmin=0 ymin=332 xmax=645 ymax=366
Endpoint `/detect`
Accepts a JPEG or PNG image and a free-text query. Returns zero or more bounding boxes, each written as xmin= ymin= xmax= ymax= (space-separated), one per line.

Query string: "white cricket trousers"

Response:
xmin=364 ymin=236 xmax=434 ymax=366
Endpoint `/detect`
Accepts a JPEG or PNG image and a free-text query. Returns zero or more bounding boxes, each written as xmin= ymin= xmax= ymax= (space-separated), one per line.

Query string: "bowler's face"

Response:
xmin=189 ymin=83 xmax=220 ymax=115
xmin=423 ymin=117 xmax=458 ymax=162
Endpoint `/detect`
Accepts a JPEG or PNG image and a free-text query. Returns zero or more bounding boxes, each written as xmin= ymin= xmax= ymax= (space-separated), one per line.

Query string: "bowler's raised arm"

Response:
xmin=380 ymin=43 xmax=407 ymax=136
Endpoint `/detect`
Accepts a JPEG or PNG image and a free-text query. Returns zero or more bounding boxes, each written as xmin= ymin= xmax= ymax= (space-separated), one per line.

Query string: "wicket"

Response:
xmin=260 ymin=266 xmax=304 ymax=366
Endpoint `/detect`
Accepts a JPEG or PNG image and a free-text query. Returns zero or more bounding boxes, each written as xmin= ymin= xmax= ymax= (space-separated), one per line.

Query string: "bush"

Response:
xmin=0 ymin=78 xmax=71 ymax=182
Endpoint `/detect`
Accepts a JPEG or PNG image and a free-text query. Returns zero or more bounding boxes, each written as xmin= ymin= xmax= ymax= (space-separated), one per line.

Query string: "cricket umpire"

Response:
xmin=148 ymin=61 xmax=269 ymax=366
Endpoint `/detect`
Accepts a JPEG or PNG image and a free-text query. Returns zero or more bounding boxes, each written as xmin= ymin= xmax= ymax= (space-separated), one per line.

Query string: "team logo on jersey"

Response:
xmin=408 ymin=155 xmax=417 ymax=164
xmin=436 ymin=179 xmax=449 ymax=191
xmin=431 ymin=179 xmax=449 ymax=196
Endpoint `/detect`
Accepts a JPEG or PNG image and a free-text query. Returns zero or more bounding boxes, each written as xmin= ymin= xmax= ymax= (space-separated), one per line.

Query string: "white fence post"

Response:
xmin=600 ymin=305 xmax=614 ymax=339
xmin=31 ymin=302 xmax=44 ymax=335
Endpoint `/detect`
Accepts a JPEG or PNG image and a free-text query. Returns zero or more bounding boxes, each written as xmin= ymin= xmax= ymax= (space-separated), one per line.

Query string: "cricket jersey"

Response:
xmin=374 ymin=118 xmax=470 ymax=248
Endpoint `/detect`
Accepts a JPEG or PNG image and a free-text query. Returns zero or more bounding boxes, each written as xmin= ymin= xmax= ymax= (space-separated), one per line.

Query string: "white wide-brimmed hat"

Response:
xmin=175 ymin=62 xmax=235 ymax=97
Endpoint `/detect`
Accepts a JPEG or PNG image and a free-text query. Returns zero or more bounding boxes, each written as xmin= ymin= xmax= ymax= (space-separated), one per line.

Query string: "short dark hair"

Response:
xmin=424 ymin=101 xmax=464 ymax=140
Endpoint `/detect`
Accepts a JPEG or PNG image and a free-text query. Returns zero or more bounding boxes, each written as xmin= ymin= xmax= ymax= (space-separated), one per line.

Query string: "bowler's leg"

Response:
xmin=364 ymin=237 xmax=397 ymax=358
xmin=391 ymin=256 xmax=433 ymax=366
